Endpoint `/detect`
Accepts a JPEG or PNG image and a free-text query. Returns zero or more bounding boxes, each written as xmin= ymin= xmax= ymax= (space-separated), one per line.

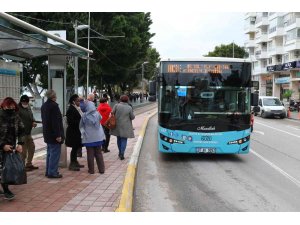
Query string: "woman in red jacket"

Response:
xmin=97 ymin=98 xmax=112 ymax=153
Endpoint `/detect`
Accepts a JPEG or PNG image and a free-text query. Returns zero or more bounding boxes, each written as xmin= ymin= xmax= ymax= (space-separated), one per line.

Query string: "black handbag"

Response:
xmin=1 ymin=151 xmax=27 ymax=185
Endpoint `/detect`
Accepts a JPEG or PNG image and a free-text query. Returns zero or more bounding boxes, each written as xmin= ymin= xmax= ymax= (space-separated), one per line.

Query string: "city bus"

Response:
xmin=158 ymin=57 xmax=258 ymax=154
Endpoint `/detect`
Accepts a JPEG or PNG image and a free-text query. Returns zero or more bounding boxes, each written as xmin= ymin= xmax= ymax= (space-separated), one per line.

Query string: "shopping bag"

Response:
xmin=104 ymin=113 xmax=116 ymax=129
xmin=1 ymin=152 xmax=27 ymax=185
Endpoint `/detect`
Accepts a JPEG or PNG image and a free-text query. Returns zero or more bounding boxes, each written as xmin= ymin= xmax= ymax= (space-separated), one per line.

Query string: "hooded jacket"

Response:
xmin=79 ymin=101 xmax=105 ymax=144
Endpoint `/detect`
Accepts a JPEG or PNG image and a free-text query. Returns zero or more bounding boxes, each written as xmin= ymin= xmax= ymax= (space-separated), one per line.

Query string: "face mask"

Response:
xmin=22 ymin=104 xmax=29 ymax=108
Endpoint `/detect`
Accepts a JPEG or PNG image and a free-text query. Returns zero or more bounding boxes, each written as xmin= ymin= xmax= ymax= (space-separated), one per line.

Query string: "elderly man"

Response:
xmin=41 ymin=90 xmax=64 ymax=178
xmin=18 ymin=95 xmax=38 ymax=171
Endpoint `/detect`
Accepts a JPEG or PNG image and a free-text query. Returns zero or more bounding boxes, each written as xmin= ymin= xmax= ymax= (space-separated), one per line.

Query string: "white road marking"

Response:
xmin=253 ymin=130 xmax=264 ymax=135
xmin=255 ymin=121 xmax=300 ymax=138
xmin=286 ymin=125 xmax=300 ymax=131
xmin=251 ymin=149 xmax=300 ymax=189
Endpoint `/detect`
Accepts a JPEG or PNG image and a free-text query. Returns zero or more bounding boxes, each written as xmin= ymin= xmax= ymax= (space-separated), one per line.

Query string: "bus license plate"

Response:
xmin=196 ymin=147 xmax=216 ymax=153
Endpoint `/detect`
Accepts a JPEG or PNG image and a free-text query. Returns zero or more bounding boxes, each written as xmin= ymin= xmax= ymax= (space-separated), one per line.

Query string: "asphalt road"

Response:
xmin=133 ymin=115 xmax=300 ymax=212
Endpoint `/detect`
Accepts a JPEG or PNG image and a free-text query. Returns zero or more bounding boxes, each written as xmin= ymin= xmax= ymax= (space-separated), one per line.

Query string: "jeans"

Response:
xmin=46 ymin=143 xmax=61 ymax=176
xmin=117 ymin=136 xmax=128 ymax=155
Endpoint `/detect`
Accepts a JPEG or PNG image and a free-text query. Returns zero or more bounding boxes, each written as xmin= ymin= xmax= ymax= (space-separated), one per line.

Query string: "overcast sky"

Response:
xmin=150 ymin=12 xmax=245 ymax=59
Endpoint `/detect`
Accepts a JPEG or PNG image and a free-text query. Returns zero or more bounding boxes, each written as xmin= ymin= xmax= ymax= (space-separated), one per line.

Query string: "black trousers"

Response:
xmin=71 ymin=146 xmax=80 ymax=163
xmin=1 ymin=183 xmax=9 ymax=193
xmin=102 ymin=126 xmax=111 ymax=150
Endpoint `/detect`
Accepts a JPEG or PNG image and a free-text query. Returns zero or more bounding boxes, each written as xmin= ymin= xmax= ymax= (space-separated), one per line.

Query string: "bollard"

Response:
xmin=288 ymin=107 xmax=291 ymax=118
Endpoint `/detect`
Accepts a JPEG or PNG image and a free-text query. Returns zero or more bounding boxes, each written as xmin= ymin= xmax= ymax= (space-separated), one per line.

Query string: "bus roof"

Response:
xmin=160 ymin=57 xmax=251 ymax=63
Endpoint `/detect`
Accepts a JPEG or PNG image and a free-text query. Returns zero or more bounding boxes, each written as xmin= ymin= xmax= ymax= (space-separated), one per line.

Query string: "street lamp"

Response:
xmin=74 ymin=20 xmax=89 ymax=94
xmin=141 ymin=61 xmax=149 ymax=102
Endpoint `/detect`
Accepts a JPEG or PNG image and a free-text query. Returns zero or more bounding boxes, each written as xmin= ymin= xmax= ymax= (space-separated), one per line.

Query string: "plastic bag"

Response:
xmin=1 ymin=151 xmax=27 ymax=185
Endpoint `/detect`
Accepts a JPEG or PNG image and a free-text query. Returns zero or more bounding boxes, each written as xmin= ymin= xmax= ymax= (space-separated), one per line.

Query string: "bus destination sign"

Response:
xmin=165 ymin=63 xmax=231 ymax=74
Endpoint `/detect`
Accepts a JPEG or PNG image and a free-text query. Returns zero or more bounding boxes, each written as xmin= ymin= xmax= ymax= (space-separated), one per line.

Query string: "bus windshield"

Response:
xmin=159 ymin=85 xmax=250 ymax=120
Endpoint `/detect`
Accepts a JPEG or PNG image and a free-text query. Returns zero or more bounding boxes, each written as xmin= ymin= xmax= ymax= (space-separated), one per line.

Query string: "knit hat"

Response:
xmin=20 ymin=95 xmax=30 ymax=103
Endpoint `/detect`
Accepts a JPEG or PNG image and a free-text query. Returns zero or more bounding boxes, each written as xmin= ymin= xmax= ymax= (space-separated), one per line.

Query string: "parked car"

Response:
xmin=255 ymin=96 xmax=286 ymax=119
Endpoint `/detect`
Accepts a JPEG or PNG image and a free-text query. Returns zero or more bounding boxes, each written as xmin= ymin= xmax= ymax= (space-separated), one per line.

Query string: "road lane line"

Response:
xmin=253 ymin=130 xmax=264 ymax=135
xmin=251 ymin=149 xmax=300 ymax=189
xmin=255 ymin=121 xmax=300 ymax=138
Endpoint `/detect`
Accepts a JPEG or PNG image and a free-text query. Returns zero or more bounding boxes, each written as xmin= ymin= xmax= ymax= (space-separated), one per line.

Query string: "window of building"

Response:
xmin=283 ymin=54 xmax=289 ymax=62
xmin=268 ymin=58 xmax=272 ymax=65
xmin=286 ymin=28 xmax=297 ymax=42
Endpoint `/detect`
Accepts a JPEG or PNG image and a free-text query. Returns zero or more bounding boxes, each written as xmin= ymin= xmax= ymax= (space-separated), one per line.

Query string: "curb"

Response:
xmin=115 ymin=110 xmax=157 ymax=212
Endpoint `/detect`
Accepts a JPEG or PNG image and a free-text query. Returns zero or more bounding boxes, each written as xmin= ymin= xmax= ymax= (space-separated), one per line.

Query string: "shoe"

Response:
xmin=4 ymin=191 xmax=15 ymax=200
xmin=88 ymin=171 xmax=95 ymax=174
xmin=120 ymin=154 xmax=125 ymax=160
xmin=47 ymin=174 xmax=63 ymax=179
xmin=26 ymin=165 xmax=39 ymax=170
xmin=69 ymin=165 xmax=80 ymax=171
xmin=75 ymin=161 xmax=84 ymax=168
xmin=103 ymin=149 xmax=110 ymax=153
xmin=99 ymin=171 xmax=104 ymax=174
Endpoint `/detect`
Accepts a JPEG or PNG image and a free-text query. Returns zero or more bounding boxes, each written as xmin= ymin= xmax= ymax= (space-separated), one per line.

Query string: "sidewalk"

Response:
xmin=287 ymin=110 xmax=300 ymax=120
xmin=0 ymin=109 xmax=156 ymax=212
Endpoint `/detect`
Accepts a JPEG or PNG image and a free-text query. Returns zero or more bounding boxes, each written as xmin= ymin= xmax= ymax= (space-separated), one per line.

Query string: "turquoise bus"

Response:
xmin=158 ymin=58 xmax=258 ymax=154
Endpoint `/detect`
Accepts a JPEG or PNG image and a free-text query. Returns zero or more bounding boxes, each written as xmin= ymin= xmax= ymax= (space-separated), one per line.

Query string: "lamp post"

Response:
xmin=86 ymin=12 xmax=90 ymax=98
xmin=141 ymin=61 xmax=149 ymax=102
xmin=74 ymin=20 xmax=89 ymax=94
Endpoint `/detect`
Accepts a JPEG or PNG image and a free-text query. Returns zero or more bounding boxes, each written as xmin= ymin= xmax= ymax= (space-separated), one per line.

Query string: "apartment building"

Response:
xmin=244 ymin=12 xmax=300 ymax=100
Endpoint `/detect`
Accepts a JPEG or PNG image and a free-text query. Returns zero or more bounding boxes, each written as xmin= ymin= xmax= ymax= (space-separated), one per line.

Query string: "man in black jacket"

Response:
xmin=41 ymin=90 xmax=64 ymax=178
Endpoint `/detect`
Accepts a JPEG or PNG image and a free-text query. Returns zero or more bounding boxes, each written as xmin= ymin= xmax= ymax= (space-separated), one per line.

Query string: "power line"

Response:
xmin=9 ymin=13 xmax=73 ymax=25
xmin=90 ymin=41 xmax=142 ymax=71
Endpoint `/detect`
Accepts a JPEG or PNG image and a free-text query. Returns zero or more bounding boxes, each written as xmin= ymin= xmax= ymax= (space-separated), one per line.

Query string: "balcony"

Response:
xmin=244 ymin=24 xmax=256 ymax=34
xmin=284 ymin=18 xmax=300 ymax=32
xmin=245 ymin=38 xmax=256 ymax=48
xmin=268 ymin=46 xmax=285 ymax=56
xmin=255 ymin=32 xmax=268 ymax=43
xmin=284 ymin=39 xmax=300 ymax=52
xmin=268 ymin=27 xmax=285 ymax=39
xmin=255 ymin=49 xmax=269 ymax=59
xmin=245 ymin=12 xmax=256 ymax=18
xmin=255 ymin=17 xmax=269 ymax=28
xmin=253 ymin=67 xmax=267 ymax=75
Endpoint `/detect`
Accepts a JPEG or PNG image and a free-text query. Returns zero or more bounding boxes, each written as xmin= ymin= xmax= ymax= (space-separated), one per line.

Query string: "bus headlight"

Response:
xmin=160 ymin=133 xmax=185 ymax=144
xmin=227 ymin=135 xmax=250 ymax=145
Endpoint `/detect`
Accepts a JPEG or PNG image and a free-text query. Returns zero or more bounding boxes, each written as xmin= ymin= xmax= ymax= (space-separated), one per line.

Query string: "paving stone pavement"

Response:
xmin=0 ymin=109 xmax=156 ymax=212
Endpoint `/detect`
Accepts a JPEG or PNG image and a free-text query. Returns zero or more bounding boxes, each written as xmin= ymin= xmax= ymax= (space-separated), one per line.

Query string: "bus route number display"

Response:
xmin=166 ymin=63 xmax=231 ymax=74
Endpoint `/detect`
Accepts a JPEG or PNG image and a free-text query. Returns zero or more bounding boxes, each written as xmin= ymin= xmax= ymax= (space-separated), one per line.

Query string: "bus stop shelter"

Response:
xmin=0 ymin=12 xmax=93 ymax=114
xmin=0 ymin=12 xmax=93 ymax=167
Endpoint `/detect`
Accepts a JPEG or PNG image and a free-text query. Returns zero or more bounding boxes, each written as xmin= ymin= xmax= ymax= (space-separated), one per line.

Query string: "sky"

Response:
xmin=150 ymin=12 xmax=245 ymax=59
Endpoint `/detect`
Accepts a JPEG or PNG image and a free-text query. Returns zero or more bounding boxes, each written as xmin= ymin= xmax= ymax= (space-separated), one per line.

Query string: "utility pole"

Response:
xmin=74 ymin=20 xmax=78 ymax=94
xmin=233 ymin=41 xmax=235 ymax=58
xmin=86 ymin=12 xmax=90 ymax=98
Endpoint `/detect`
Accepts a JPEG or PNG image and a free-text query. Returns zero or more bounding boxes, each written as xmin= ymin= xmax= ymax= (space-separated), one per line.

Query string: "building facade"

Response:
xmin=244 ymin=12 xmax=300 ymax=100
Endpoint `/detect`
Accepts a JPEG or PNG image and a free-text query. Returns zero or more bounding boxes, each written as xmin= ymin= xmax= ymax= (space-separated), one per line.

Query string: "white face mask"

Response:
xmin=22 ymin=104 xmax=29 ymax=108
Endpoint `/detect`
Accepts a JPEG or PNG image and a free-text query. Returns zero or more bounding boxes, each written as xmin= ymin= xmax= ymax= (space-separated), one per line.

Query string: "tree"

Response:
xmin=10 ymin=12 xmax=160 ymax=95
xmin=206 ymin=43 xmax=248 ymax=58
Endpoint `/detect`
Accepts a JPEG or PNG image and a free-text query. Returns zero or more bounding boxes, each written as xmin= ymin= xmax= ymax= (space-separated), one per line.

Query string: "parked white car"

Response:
xmin=255 ymin=96 xmax=286 ymax=119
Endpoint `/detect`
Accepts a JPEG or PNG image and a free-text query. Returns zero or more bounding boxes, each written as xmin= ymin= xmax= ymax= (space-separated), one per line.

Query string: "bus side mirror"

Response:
xmin=251 ymin=93 xmax=259 ymax=106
